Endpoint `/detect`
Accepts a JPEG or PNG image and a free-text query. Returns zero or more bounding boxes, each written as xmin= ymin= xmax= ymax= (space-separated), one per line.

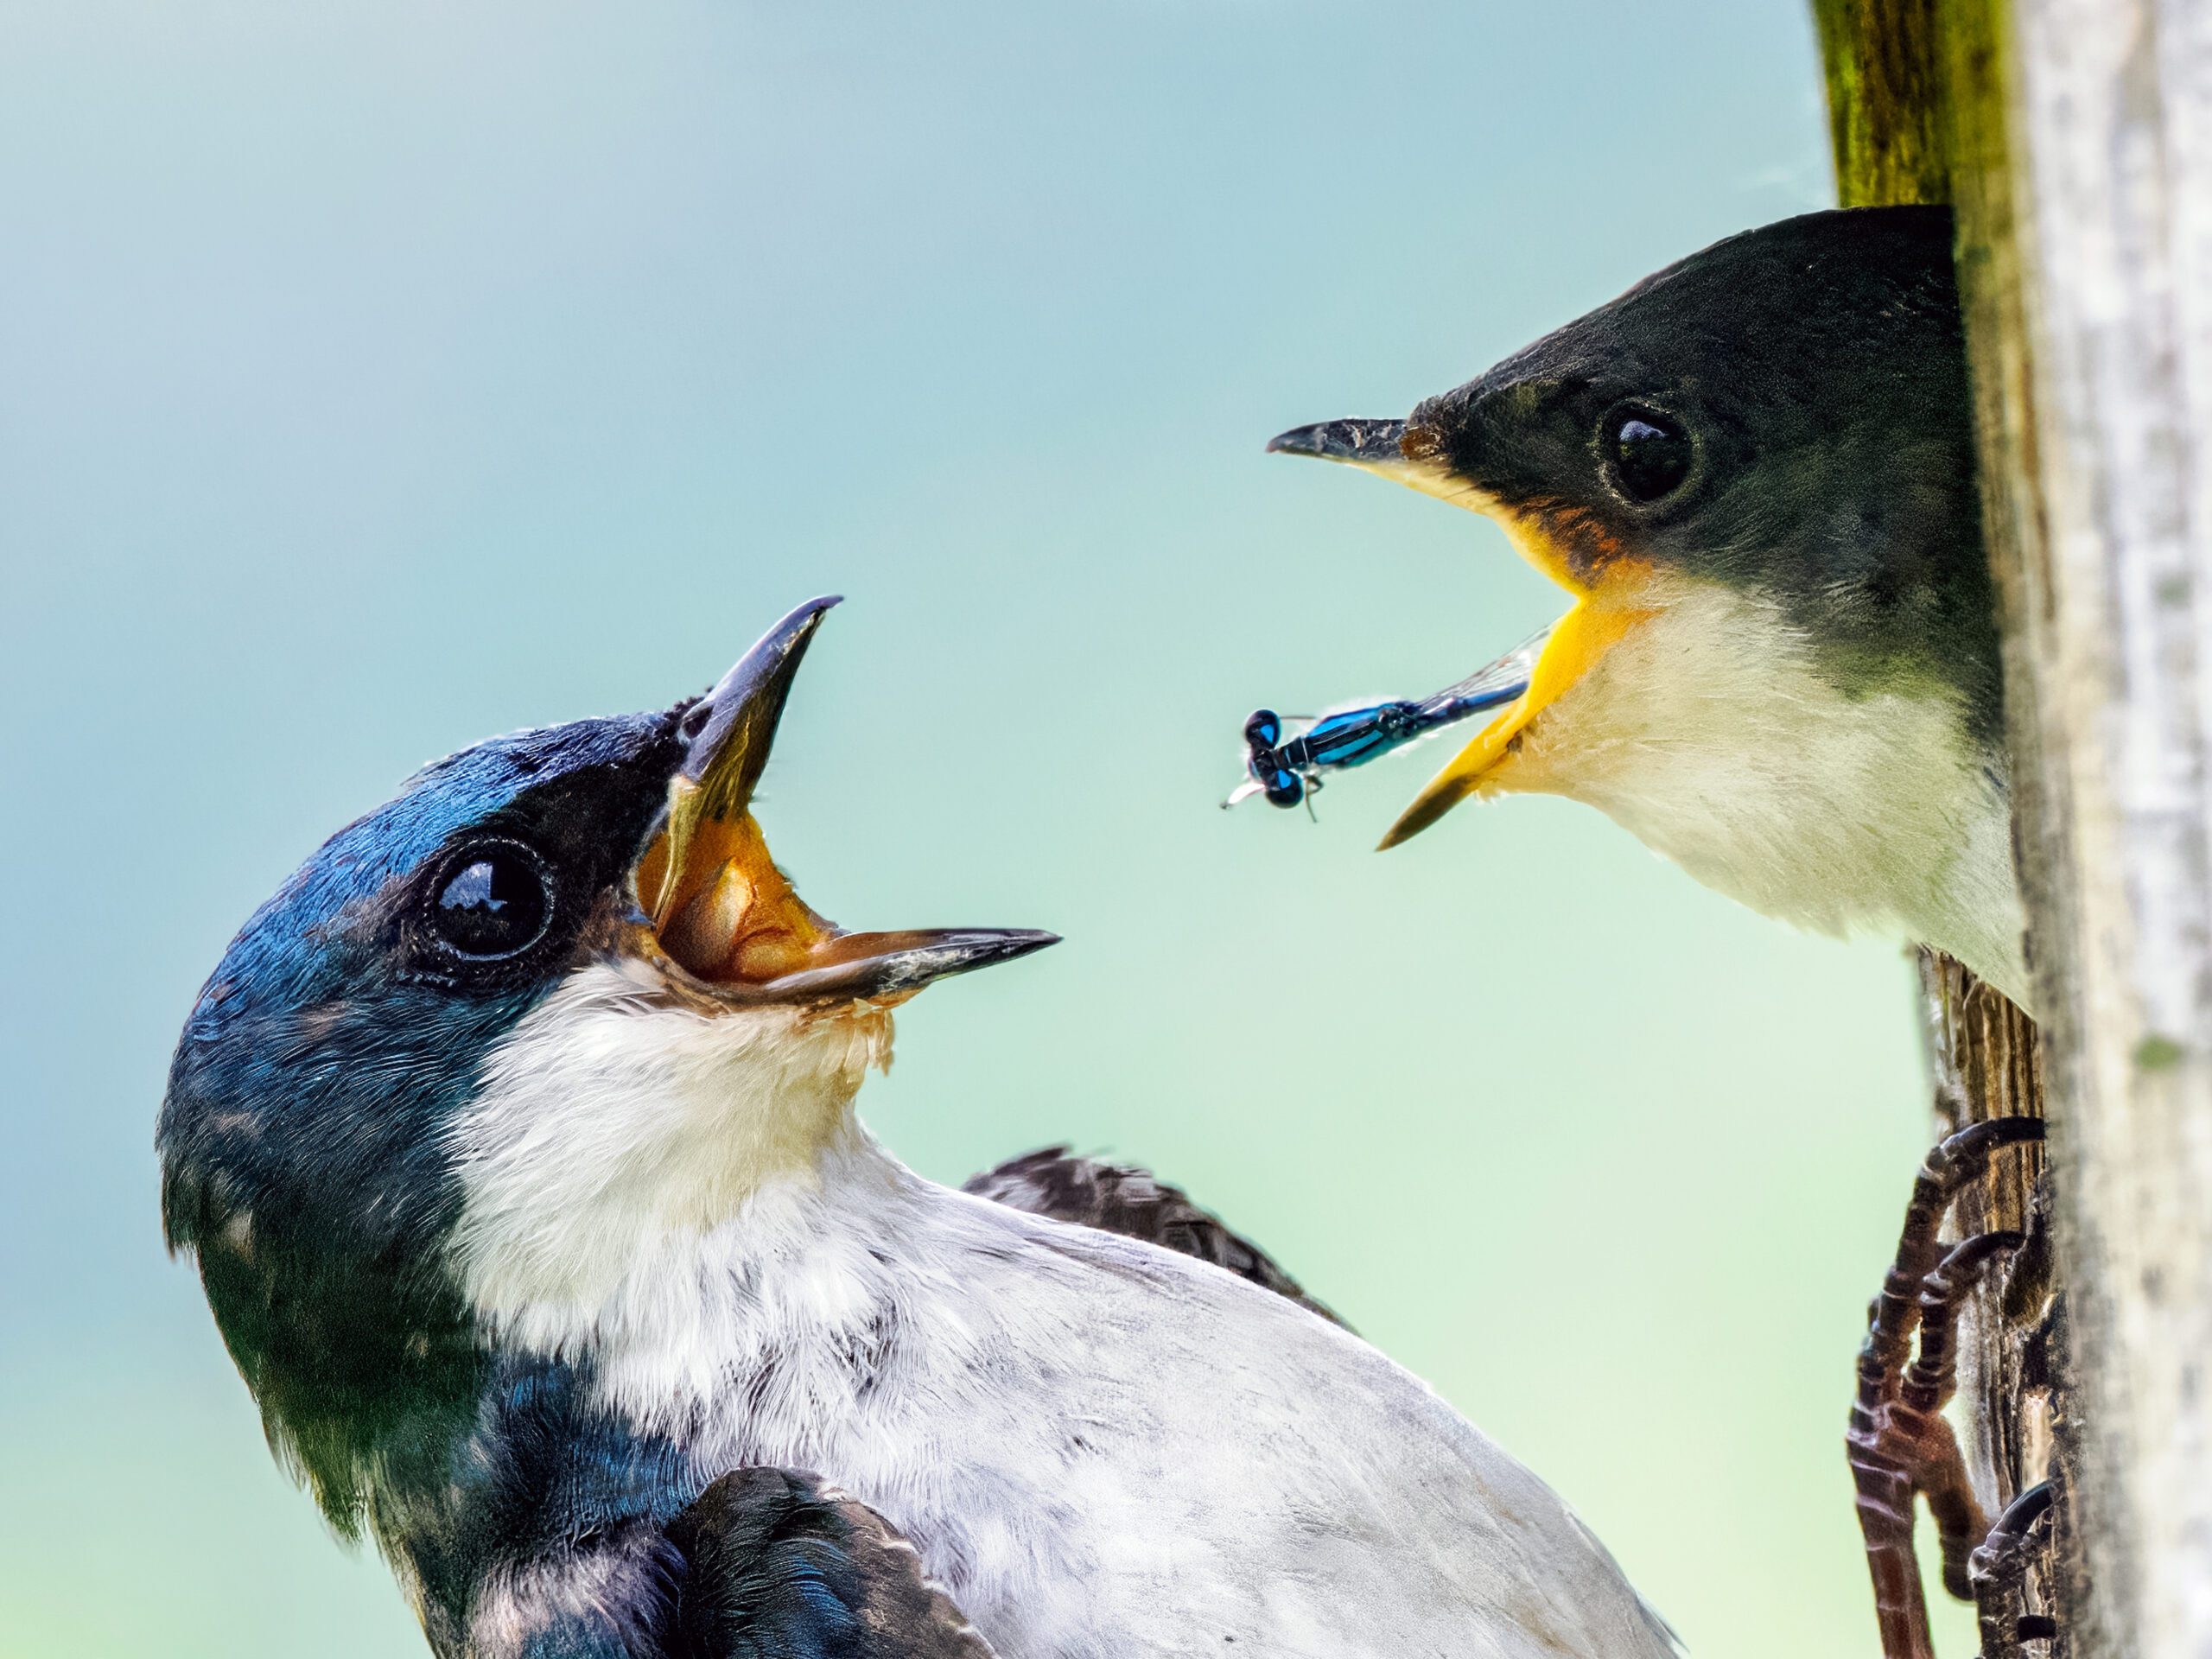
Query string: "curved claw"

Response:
xmin=1968 ymin=1481 xmax=2060 ymax=1659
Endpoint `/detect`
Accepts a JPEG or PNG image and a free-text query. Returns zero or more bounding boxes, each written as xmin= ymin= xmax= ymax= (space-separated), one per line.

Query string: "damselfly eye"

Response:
xmin=429 ymin=842 xmax=553 ymax=959
xmin=1604 ymin=407 xmax=1693 ymax=503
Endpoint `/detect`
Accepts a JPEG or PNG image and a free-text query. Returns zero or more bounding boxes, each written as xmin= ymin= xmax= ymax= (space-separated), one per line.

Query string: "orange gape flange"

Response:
xmin=1382 ymin=498 xmax=1657 ymax=850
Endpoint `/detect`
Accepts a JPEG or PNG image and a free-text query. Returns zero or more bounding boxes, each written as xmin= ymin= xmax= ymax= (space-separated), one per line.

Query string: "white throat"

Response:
xmin=444 ymin=957 xmax=897 ymax=1366
xmin=1491 ymin=576 xmax=2032 ymax=1008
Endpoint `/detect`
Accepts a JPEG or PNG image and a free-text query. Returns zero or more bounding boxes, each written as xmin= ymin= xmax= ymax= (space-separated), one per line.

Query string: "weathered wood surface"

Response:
xmin=1918 ymin=956 xmax=2057 ymax=1589
xmin=1992 ymin=2 xmax=2212 ymax=1654
xmin=1821 ymin=1 xmax=2212 ymax=1655
xmin=1813 ymin=0 xmax=2065 ymax=1648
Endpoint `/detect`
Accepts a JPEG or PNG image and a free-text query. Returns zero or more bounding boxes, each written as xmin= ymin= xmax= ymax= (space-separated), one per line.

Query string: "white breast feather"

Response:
xmin=444 ymin=979 xmax=1681 ymax=1659
xmin=1491 ymin=576 xmax=2031 ymax=1007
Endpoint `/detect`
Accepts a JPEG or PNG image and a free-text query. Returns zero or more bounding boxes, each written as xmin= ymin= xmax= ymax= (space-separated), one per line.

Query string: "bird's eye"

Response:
xmin=429 ymin=842 xmax=553 ymax=959
xmin=1605 ymin=408 xmax=1693 ymax=503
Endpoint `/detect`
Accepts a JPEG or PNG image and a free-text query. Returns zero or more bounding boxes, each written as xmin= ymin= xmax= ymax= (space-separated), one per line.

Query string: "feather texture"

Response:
xmin=443 ymin=982 xmax=1680 ymax=1659
xmin=669 ymin=1468 xmax=995 ymax=1659
xmin=963 ymin=1147 xmax=1342 ymax=1325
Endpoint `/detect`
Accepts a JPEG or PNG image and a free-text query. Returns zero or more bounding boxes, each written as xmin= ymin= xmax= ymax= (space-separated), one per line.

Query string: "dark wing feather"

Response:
xmin=666 ymin=1467 xmax=994 ymax=1659
xmin=963 ymin=1147 xmax=1344 ymax=1325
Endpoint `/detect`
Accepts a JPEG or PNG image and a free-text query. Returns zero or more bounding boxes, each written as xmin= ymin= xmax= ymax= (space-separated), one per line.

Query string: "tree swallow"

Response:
xmin=162 ymin=598 xmax=1675 ymax=1656
xmin=1269 ymin=207 xmax=2030 ymax=1008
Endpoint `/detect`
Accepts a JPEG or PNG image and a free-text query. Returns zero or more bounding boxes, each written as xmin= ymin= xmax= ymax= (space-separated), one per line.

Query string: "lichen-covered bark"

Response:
xmin=1813 ymin=0 xmax=1952 ymax=205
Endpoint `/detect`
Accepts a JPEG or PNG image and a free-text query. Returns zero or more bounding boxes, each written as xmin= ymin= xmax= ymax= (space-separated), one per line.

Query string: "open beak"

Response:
xmin=1268 ymin=419 xmax=1656 ymax=849
xmin=633 ymin=596 xmax=1058 ymax=1003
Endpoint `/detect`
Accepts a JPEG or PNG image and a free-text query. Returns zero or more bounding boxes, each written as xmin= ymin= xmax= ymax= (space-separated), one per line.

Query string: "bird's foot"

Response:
xmin=1969 ymin=1479 xmax=2060 ymax=1658
xmin=1847 ymin=1116 xmax=2047 ymax=1659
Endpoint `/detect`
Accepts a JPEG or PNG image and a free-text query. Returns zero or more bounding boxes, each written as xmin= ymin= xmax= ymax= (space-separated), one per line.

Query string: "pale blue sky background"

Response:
xmin=1 ymin=3 xmax=1969 ymax=1655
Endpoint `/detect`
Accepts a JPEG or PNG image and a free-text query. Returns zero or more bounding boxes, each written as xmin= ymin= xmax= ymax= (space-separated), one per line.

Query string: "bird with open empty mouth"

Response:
xmin=159 ymin=597 xmax=1677 ymax=1658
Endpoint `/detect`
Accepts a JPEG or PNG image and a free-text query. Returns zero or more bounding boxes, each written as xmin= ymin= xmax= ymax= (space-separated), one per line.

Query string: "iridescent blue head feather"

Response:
xmin=158 ymin=706 xmax=688 ymax=1532
xmin=156 ymin=598 xmax=1057 ymax=1559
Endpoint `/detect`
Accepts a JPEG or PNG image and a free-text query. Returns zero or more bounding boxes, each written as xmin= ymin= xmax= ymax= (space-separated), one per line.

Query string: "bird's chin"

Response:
xmin=1379 ymin=583 xmax=1660 ymax=849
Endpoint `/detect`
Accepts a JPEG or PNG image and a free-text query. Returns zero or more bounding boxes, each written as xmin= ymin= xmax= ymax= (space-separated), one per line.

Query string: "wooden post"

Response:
xmin=1819 ymin=1 xmax=2212 ymax=1654
xmin=1990 ymin=2 xmax=2212 ymax=1652
xmin=1813 ymin=3 xmax=2063 ymax=1646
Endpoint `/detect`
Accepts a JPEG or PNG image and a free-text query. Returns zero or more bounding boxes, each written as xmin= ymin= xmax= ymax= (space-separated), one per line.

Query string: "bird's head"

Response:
xmin=159 ymin=598 xmax=1055 ymax=1502
xmin=1271 ymin=207 xmax=2021 ymax=991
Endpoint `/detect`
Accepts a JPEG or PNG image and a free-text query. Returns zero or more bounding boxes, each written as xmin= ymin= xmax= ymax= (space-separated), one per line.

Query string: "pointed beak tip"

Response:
xmin=956 ymin=928 xmax=1063 ymax=970
xmin=910 ymin=925 xmax=1062 ymax=985
xmin=1375 ymin=812 xmax=1432 ymax=852
xmin=1264 ymin=422 xmax=1340 ymax=459
xmin=751 ymin=926 xmax=1061 ymax=1004
xmin=766 ymin=593 xmax=843 ymax=662
xmin=1377 ymin=782 xmax=1468 ymax=852
xmin=681 ymin=595 xmax=853 ymax=795
xmin=1262 ymin=418 xmax=1411 ymax=469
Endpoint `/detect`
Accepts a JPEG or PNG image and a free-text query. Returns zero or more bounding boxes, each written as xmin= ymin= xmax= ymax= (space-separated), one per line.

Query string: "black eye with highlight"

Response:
xmin=1603 ymin=407 xmax=1693 ymax=503
xmin=426 ymin=841 xmax=554 ymax=960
